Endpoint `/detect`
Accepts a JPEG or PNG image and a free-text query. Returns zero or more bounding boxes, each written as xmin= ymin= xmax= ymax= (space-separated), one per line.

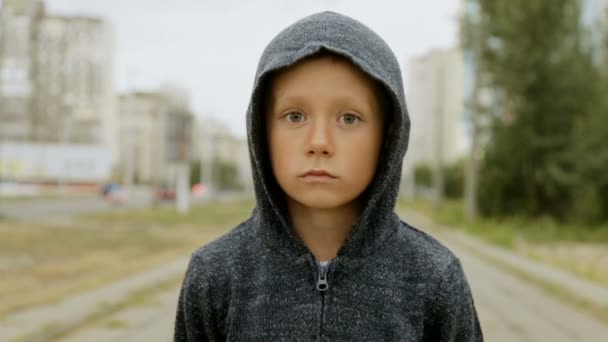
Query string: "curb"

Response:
xmin=1 ymin=257 xmax=189 ymax=342
xmin=401 ymin=209 xmax=608 ymax=307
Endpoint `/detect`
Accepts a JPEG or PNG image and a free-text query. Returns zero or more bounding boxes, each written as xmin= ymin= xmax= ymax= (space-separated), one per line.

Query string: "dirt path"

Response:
xmin=55 ymin=220 xmax=608 ymax=342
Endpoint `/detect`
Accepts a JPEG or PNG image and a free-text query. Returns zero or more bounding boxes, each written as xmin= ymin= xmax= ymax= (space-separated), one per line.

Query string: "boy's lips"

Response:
xmin=299 ymin=169 xmax=337 ymax=181
xmin=300 ymin=169 xmax=336 ymax=177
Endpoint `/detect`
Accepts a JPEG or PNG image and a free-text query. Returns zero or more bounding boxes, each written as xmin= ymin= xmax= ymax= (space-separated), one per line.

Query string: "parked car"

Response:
xmin=101 ymin=183 xmax=128 ymax=205
xmin=153 ymin=186 xmax=176 ymax=202
xmin=191 ymin=183 xmax=207 ymax=198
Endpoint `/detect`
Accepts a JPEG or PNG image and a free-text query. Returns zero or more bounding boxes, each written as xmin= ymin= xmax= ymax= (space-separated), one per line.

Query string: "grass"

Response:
xmin=104 ymin=318 xmax=130 ymax=329
xmin=398 ymin=198 xmax=608 ymax=246
xmin=397 ymin=198 xmax=608 ymax=286
xmin=82 ymin=197 xmax=255 ymax=227
xmin=0 ymin=198 xmax=255 ymax=318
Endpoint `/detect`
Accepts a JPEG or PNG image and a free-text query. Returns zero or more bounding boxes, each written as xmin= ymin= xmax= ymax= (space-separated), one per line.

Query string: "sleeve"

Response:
xmin=174 ymin=254 xmax=224 ymax=342
xmin=424 ymin=258 xmax=484 ymax=342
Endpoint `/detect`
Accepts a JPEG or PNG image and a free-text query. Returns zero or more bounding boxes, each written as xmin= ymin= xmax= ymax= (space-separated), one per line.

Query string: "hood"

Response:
xmin=246 ymin=11 xmax=411 ymax=259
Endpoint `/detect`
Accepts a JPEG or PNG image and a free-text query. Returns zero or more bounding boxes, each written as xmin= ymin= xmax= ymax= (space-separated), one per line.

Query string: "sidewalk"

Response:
xmin=0 ymin=257 xmax=189 ymax=342
xmin=401 ymin=209 xmax=608 ymax=308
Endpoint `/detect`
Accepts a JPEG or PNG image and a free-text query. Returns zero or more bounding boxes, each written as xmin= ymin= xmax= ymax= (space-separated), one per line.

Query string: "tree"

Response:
xmin=472 ymin=0 xmax=596 ymax=219
xmin=414 ymin=163 xmax=433 ymax=188
xmin=445 ymin=159 xmax=465 ymax=199
xmin=195 ymin=158 xmax=243 ymax=191
xmin=413 ymin=162 xmax=464 ymax=199
xmin=570 ymin=18 xmax=608 ymax=223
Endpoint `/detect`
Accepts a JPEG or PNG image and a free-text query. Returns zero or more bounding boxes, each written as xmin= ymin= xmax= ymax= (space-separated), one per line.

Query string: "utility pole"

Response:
xmin=433 ymin=56 xmax=445 ymax=209
xmin=59 ymin=105 xmax=72 ymax=193
xmin=465 ymin=2 xmax=484 ymax=220
xmin=200 ymin=117 xmax=215 ymax=197
xmin=199 ymin=121 xmax=206 ymax=189
xmin=123 ymin=104 xmax=135 ymax=200
xmin=0 ymin=4 xmax=5 ymax=143
xmin=176 ymin=113 xmax=192 ymax=214
xmin=176 ymin=160 xmax=190 ymax=214
xmin=123 ymin=68 xmax=136 ymax=201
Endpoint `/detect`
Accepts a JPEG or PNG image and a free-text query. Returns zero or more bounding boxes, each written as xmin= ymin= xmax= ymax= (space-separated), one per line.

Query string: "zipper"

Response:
xmin=316 ymin=261 xmax=329 ymax=340
xmin=316 ymin=263 xmax=329 ymax=291
xmin=319 ymin=286 xmax=326 ymax=339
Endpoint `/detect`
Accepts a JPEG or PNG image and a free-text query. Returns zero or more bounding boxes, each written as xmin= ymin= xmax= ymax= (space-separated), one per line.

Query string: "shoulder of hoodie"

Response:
xmin=190 ymin=215 xmax=255 ymax=263
xmin=387 ymin=217 xmax=462 ymax=279
xmin=182 ymin=217 xmax=256 ymax=287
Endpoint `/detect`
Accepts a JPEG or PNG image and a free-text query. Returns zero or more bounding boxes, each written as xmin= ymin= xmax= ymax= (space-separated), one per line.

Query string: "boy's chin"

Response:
xmin=289 ymin=193 xmax=358 ymax=211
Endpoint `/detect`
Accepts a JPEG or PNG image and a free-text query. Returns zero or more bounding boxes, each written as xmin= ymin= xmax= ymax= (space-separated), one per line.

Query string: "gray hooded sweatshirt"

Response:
xmin=174 ymin=11 xmax=483 ymax=342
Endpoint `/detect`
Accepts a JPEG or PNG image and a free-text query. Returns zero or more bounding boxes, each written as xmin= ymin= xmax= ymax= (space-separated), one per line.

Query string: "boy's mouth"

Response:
xmin=299 ymin=169 xmax=337 ymax=181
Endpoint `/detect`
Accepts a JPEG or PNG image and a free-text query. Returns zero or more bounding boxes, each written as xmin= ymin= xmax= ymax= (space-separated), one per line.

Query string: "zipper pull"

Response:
xmin=316 ymin=263 xmax=329 ymax=291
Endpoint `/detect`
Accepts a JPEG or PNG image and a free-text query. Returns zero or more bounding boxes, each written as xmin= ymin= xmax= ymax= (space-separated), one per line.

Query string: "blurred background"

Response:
xmin=0 ymin=0 xmax=607 ymax=341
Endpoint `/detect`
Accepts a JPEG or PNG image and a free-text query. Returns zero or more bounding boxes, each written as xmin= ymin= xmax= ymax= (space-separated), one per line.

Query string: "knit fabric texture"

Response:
xmin=174 ymin=11 xmax=483 ymax=341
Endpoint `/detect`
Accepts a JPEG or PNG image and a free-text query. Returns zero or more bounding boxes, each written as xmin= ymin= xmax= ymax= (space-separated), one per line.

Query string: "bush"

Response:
xmin=414 ymin=164 xmax=432 ymax=188
xmin=412 ymin=161 xmax=464 ymax=199
xmin=444 ymin=159 xmax=465 ymax=199
xmin=194 ymin=159 xmax=243 ymax=191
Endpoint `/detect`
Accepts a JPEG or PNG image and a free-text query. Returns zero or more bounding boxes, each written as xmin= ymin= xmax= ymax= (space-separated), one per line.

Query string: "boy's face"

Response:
xmin=266 ymin=55 xmax=385 ymax=210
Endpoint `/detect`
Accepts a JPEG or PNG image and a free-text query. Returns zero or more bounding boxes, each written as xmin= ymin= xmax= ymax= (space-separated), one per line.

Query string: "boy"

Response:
xmin=175 ymin=11 xmax=483 ymax=341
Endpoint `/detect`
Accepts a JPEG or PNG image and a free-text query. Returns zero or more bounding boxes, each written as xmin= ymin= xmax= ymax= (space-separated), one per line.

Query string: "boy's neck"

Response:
xmin=287 ymin=197 xmax=362 ymax=262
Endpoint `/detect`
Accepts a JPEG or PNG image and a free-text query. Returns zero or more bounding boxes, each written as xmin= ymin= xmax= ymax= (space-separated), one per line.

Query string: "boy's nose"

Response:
xmin=306 ymin=119 xmax=334 ymax=157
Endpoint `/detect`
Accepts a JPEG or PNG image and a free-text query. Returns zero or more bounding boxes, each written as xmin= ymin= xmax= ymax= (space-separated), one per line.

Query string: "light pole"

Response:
xmin=59 ymin=105 xmax=72 ymax=193
xmin=200 ymin=118 xmax=215 ymax=197
xmin=123 ymin=96 xmax=135 ymax=200
xmin=176 ymin=113 xmax=192 ymax=214
xmin=465 ymin=2 xmax=484 ymax=220
xmin=433 ymin=57 xmax=445 ymax=209
xmin=123 ymin=68 xmax=136 ymax=201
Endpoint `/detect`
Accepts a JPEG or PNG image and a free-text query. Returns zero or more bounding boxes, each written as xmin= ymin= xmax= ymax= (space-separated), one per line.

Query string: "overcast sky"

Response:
xmin=45 ymin=0 xmax=461 ymax=137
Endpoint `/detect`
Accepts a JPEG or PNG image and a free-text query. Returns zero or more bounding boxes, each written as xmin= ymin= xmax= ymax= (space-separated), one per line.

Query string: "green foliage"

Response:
xmin=412 ymin=162 xmax=464 ymax=199
xmin=467 ymin=0 xmax=604 ymax=222
xmin=193 ymin=159 xmax=243 ymax=191
xmin=213 ymin=159 xmax=243 ymax=191
xmin=444 ymin=159 xmax=465 ymax=199
xmin=414 ymin=163 xmax=433 ymax=188
xmin=570 ymin=70 xmax=608 ymax=223
xmin=403 ymin=198 xmax=608 ymax=246
xmin=190 ymin=161 xmax=201 ymax=187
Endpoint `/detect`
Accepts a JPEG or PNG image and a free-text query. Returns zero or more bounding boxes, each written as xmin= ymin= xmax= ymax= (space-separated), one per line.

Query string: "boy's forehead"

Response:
xmin=265 ymin=53 xmax=390 ymax=115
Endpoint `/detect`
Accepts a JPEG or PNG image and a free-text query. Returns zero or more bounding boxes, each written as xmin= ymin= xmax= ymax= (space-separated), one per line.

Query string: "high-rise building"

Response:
xmin=405 ymin=48 xmax=469 ymax=168
xmin=35 ymin=15 xmax=116 ymax=145
xmin=0 ymin=0 xmax=44 ymax=142
xmin=0 ymin=0 xmax=117 ymax=164
xmin=118 ymin=89 xmax=194 ymax=186
xmin=191 ymin=115 xmax=252 ymax=192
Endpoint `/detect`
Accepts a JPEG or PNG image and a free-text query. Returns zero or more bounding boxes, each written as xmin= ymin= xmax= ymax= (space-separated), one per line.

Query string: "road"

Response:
xmin=446 ymin=235 xmax=608 ymax=341
xmin=0 ymin=190 xmax=249 ymax=221
xmin=55 ymin=226 xmax=608 ymax=341
xmin=0 ymin=189 xmax=154 ymax=221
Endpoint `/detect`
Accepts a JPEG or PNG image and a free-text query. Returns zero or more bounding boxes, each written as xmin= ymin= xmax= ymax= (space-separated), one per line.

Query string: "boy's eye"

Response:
xmin=339 ymin=113 xmax=360 ymax=125
xmin=286 ymin=112 xmax=306 ymax=123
